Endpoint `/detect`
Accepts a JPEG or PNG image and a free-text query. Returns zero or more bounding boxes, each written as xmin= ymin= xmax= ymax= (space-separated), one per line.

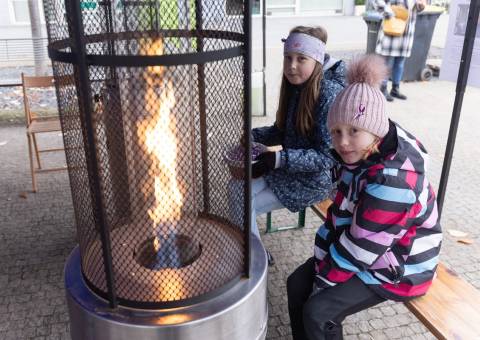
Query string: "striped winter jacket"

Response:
xmin=314 ymin=121 xmax=442 ymax=301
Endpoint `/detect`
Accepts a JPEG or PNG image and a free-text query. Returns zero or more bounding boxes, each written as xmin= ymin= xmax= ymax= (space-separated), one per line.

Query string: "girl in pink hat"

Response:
xmin=287 ymin=54 xmax=441 ymax=339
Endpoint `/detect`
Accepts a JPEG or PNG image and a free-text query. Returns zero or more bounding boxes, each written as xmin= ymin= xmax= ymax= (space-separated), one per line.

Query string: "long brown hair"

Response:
xmin=276 ymin=26 xmax=328 ymax=137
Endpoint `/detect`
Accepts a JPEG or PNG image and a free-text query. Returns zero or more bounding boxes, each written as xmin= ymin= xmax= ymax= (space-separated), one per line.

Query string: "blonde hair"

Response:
xmin=362 ymin=137 xmax=381 ymax=160
xmin=276 ymin=26 xmax=328 ymax=137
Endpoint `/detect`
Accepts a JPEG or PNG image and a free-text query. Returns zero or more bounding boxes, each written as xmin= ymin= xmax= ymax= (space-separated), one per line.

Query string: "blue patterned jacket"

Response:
xmin=252 ymin=59 xmax=346 ymax=211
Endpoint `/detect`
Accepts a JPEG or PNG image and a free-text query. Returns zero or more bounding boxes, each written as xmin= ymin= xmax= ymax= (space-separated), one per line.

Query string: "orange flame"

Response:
xmin=136 ymin=38 xmax=186 ymax=300
xmin=138 ymin=38 xmax=183 ymax=228
xmin=137 ymin=38 xmax=184 ymax=277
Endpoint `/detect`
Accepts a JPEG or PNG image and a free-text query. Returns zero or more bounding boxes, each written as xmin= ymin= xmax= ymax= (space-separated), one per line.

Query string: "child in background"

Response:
xmin=287 ymin=54 xmax=442 ymax=340
xmin=250 ymin=26 xmax=346 ymax=262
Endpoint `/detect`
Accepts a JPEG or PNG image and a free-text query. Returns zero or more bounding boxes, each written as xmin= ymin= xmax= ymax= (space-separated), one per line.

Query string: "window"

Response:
xmin=226 ymin=0 xmax=262 ymax=15
xmin=8 ymin=0 xmax=45 ymax=24
xmin=253 ymin=0 xmax=261 ymax=15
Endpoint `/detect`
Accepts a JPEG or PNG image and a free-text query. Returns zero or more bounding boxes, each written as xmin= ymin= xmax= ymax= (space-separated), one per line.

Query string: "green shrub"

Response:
xmin=355 ymin=0 xmax=365 ymax=5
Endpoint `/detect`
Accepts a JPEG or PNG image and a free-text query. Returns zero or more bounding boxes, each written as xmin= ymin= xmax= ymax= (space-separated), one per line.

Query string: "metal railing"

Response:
xmin=0 ymin=38 xmax=48 ymax=62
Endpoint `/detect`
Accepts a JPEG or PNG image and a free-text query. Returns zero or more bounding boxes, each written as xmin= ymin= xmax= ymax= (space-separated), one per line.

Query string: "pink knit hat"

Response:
xmin=327 ymin=55 xmax=389 ymax=138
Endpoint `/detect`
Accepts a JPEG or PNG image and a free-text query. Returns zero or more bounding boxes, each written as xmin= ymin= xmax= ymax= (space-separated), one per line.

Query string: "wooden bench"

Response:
xmin=311 ymin=199 xmax=480 ymax=339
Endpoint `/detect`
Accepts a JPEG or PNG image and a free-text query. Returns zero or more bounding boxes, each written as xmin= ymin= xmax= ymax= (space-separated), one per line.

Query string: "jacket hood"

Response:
xmin=380 ymin=120 xmax=429 ymax=175
xmin=323 ymin=58 xmax=347 ymax=88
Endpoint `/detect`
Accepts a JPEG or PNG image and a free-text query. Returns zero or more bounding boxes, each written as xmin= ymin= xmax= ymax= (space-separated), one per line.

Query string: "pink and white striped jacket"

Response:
xmin=314 ymin=120 xmax=442 ymax=301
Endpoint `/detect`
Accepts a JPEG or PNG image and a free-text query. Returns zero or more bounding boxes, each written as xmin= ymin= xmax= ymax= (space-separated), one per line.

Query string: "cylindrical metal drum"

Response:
xmin=65 ymin=234 xmax=267 ymax=340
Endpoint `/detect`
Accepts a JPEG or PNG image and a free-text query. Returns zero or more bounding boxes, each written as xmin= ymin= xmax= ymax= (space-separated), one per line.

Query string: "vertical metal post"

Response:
xmin=244 ymin=0 xmax=252 ymax=277
xmin=437 ymin=0 xmax=480 ymax=218
xmin=262 ymin=0 xmax=266 ymax=117
xmin=67 ymin=0 xmax=118 ymax=308
xmin=195 ymin=0 xmax=210 ymax=214
xmin=102 ymin=0 xmax=131 ymax=224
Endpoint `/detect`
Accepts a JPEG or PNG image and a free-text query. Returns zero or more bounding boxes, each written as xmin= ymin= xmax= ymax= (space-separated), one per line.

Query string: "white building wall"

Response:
xmin=0 ymin=0 xmax=47 ymax=39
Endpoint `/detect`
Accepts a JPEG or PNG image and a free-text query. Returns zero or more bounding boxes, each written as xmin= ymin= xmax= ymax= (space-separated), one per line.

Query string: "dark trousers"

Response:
xmin=287 ymin=257 xmax=385 ymax=340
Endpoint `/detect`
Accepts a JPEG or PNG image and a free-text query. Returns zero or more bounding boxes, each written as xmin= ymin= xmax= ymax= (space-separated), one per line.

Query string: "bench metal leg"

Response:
xmin=266 ymin=211 xmax=273 ymax=233
xmin=265 ymin=209 xmax=306 ymax=233
xmin=298 ymin=209 xmax=305 ymax=228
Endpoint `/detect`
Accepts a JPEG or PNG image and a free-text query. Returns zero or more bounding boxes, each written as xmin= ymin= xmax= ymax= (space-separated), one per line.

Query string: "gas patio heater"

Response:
xmin=43 ymin=0 xmax=267 ymax=338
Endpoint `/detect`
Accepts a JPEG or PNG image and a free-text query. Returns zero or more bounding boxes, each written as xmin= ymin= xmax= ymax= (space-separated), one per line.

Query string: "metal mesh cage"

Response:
xmin=44 ymin=0 xmax=251 ymax=308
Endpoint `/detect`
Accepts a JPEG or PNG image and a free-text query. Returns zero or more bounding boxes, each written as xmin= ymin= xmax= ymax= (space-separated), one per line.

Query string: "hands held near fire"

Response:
xmin=252 ymin=151 xmax=280 ymax=179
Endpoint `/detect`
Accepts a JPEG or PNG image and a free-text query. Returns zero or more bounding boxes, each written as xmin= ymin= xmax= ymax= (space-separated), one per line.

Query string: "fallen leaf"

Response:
xmin=0 ymin=141 xmax=7 ymax=146
xmin=457 ymin=238 xmax=474 ymax=245
xmin=19 ymin=192 xmax=28 ymax=199
xmin=447 ymin=229 xmax=469 ymax=238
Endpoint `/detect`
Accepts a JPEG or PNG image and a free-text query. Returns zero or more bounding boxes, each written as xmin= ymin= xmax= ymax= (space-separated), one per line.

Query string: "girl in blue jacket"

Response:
xmin=250 ymin=26 xmax=346 ymax=249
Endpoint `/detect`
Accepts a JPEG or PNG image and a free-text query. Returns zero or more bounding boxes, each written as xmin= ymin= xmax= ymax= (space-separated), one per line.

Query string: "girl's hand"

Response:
xmin=252 ymin=151 xmax=278 ymax=178
xmin=416 ymin=0 xmax=426 ymax=11
xmin=383 ymin=5 xmax=394 ymax=19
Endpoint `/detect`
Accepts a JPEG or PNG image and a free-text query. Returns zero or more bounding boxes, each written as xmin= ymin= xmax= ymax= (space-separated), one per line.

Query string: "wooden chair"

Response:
xmin=22 ymin=73 xmax=66 ymax=192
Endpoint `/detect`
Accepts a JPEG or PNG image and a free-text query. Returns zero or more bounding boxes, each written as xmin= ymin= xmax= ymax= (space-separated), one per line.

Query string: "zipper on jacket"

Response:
xmin=385 ymin=248 xmax=401 ymax=286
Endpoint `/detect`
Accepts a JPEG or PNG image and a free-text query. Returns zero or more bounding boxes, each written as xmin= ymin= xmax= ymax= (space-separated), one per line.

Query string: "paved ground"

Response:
xmin=1 ymin=78 xmax=480 ymax=340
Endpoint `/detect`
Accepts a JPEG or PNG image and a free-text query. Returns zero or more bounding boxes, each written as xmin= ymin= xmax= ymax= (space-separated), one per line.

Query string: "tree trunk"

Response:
xmin=27 ymin=0 xmax=48 ymax=75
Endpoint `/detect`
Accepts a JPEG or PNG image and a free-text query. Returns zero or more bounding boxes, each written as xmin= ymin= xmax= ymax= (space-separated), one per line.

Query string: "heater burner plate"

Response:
xmin=83 ymin=216 xmax=244 ymax=305
xmin=134 ymin=234 xmax=202 ymax=270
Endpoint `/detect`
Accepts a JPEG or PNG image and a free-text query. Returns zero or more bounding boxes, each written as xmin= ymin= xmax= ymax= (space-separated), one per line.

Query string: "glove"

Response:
xmin=252 ymin=151 xmax=278 ymax=179
xmin=262 ymin=133 xmax=283 ymax=147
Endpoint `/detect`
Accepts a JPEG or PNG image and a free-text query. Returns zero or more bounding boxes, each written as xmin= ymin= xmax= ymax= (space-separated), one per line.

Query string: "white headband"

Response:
xmin=283 ymin=32 xmax=326 ymax=65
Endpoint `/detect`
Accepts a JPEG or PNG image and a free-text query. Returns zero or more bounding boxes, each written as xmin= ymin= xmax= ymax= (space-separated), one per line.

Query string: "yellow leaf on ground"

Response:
xmin=447 ymin=229 xmax=469 ymax=238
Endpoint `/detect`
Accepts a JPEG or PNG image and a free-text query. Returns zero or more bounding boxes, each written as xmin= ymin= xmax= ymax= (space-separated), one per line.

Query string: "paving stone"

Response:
xmin=380 ymin=305 xmax=397 ymax=317
xmin=369 ymin=318 xmax=387 ymax=330
xmin=344 ymin=335 xmax=359 ymax=340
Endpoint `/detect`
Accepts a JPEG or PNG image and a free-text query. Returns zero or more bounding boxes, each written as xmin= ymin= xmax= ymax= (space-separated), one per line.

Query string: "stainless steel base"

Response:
xmin=65 ymin=235 xmax=268 ymax=340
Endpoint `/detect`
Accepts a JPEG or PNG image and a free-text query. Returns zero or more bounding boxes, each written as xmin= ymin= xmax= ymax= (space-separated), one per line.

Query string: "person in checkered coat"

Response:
xmin=372 ymin=0 xmax=426 ymax=101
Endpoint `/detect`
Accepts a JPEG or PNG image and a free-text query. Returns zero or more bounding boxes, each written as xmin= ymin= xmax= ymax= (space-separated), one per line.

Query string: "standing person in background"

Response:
xmin=372 ymin=0 xmax=426 ymax=101
xmin=250 ymin=25 xmax=346 ymax=265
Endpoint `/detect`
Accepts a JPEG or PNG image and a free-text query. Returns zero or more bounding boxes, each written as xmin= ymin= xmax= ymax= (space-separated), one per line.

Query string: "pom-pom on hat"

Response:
xmin=327 ymin=54 xmax=389 ymax=138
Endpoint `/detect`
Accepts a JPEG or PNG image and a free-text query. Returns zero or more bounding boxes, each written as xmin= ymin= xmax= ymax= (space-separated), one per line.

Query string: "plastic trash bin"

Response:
xmin=362 ymin=6 xmax=444 ymax=81
xmin=363 ymin=11 xmax=383 ymax=54
xmin=403 ymin=6 xmax=444 ymax=81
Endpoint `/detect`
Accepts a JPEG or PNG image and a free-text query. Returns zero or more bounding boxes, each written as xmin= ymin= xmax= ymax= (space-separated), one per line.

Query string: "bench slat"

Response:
xmin=311 ymin=199 xmax=480 ymax=339
xmin=311 ymin=199 xmax=331 ymax=220
xmin=405 ymin=263 xmax=480 ymax=340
